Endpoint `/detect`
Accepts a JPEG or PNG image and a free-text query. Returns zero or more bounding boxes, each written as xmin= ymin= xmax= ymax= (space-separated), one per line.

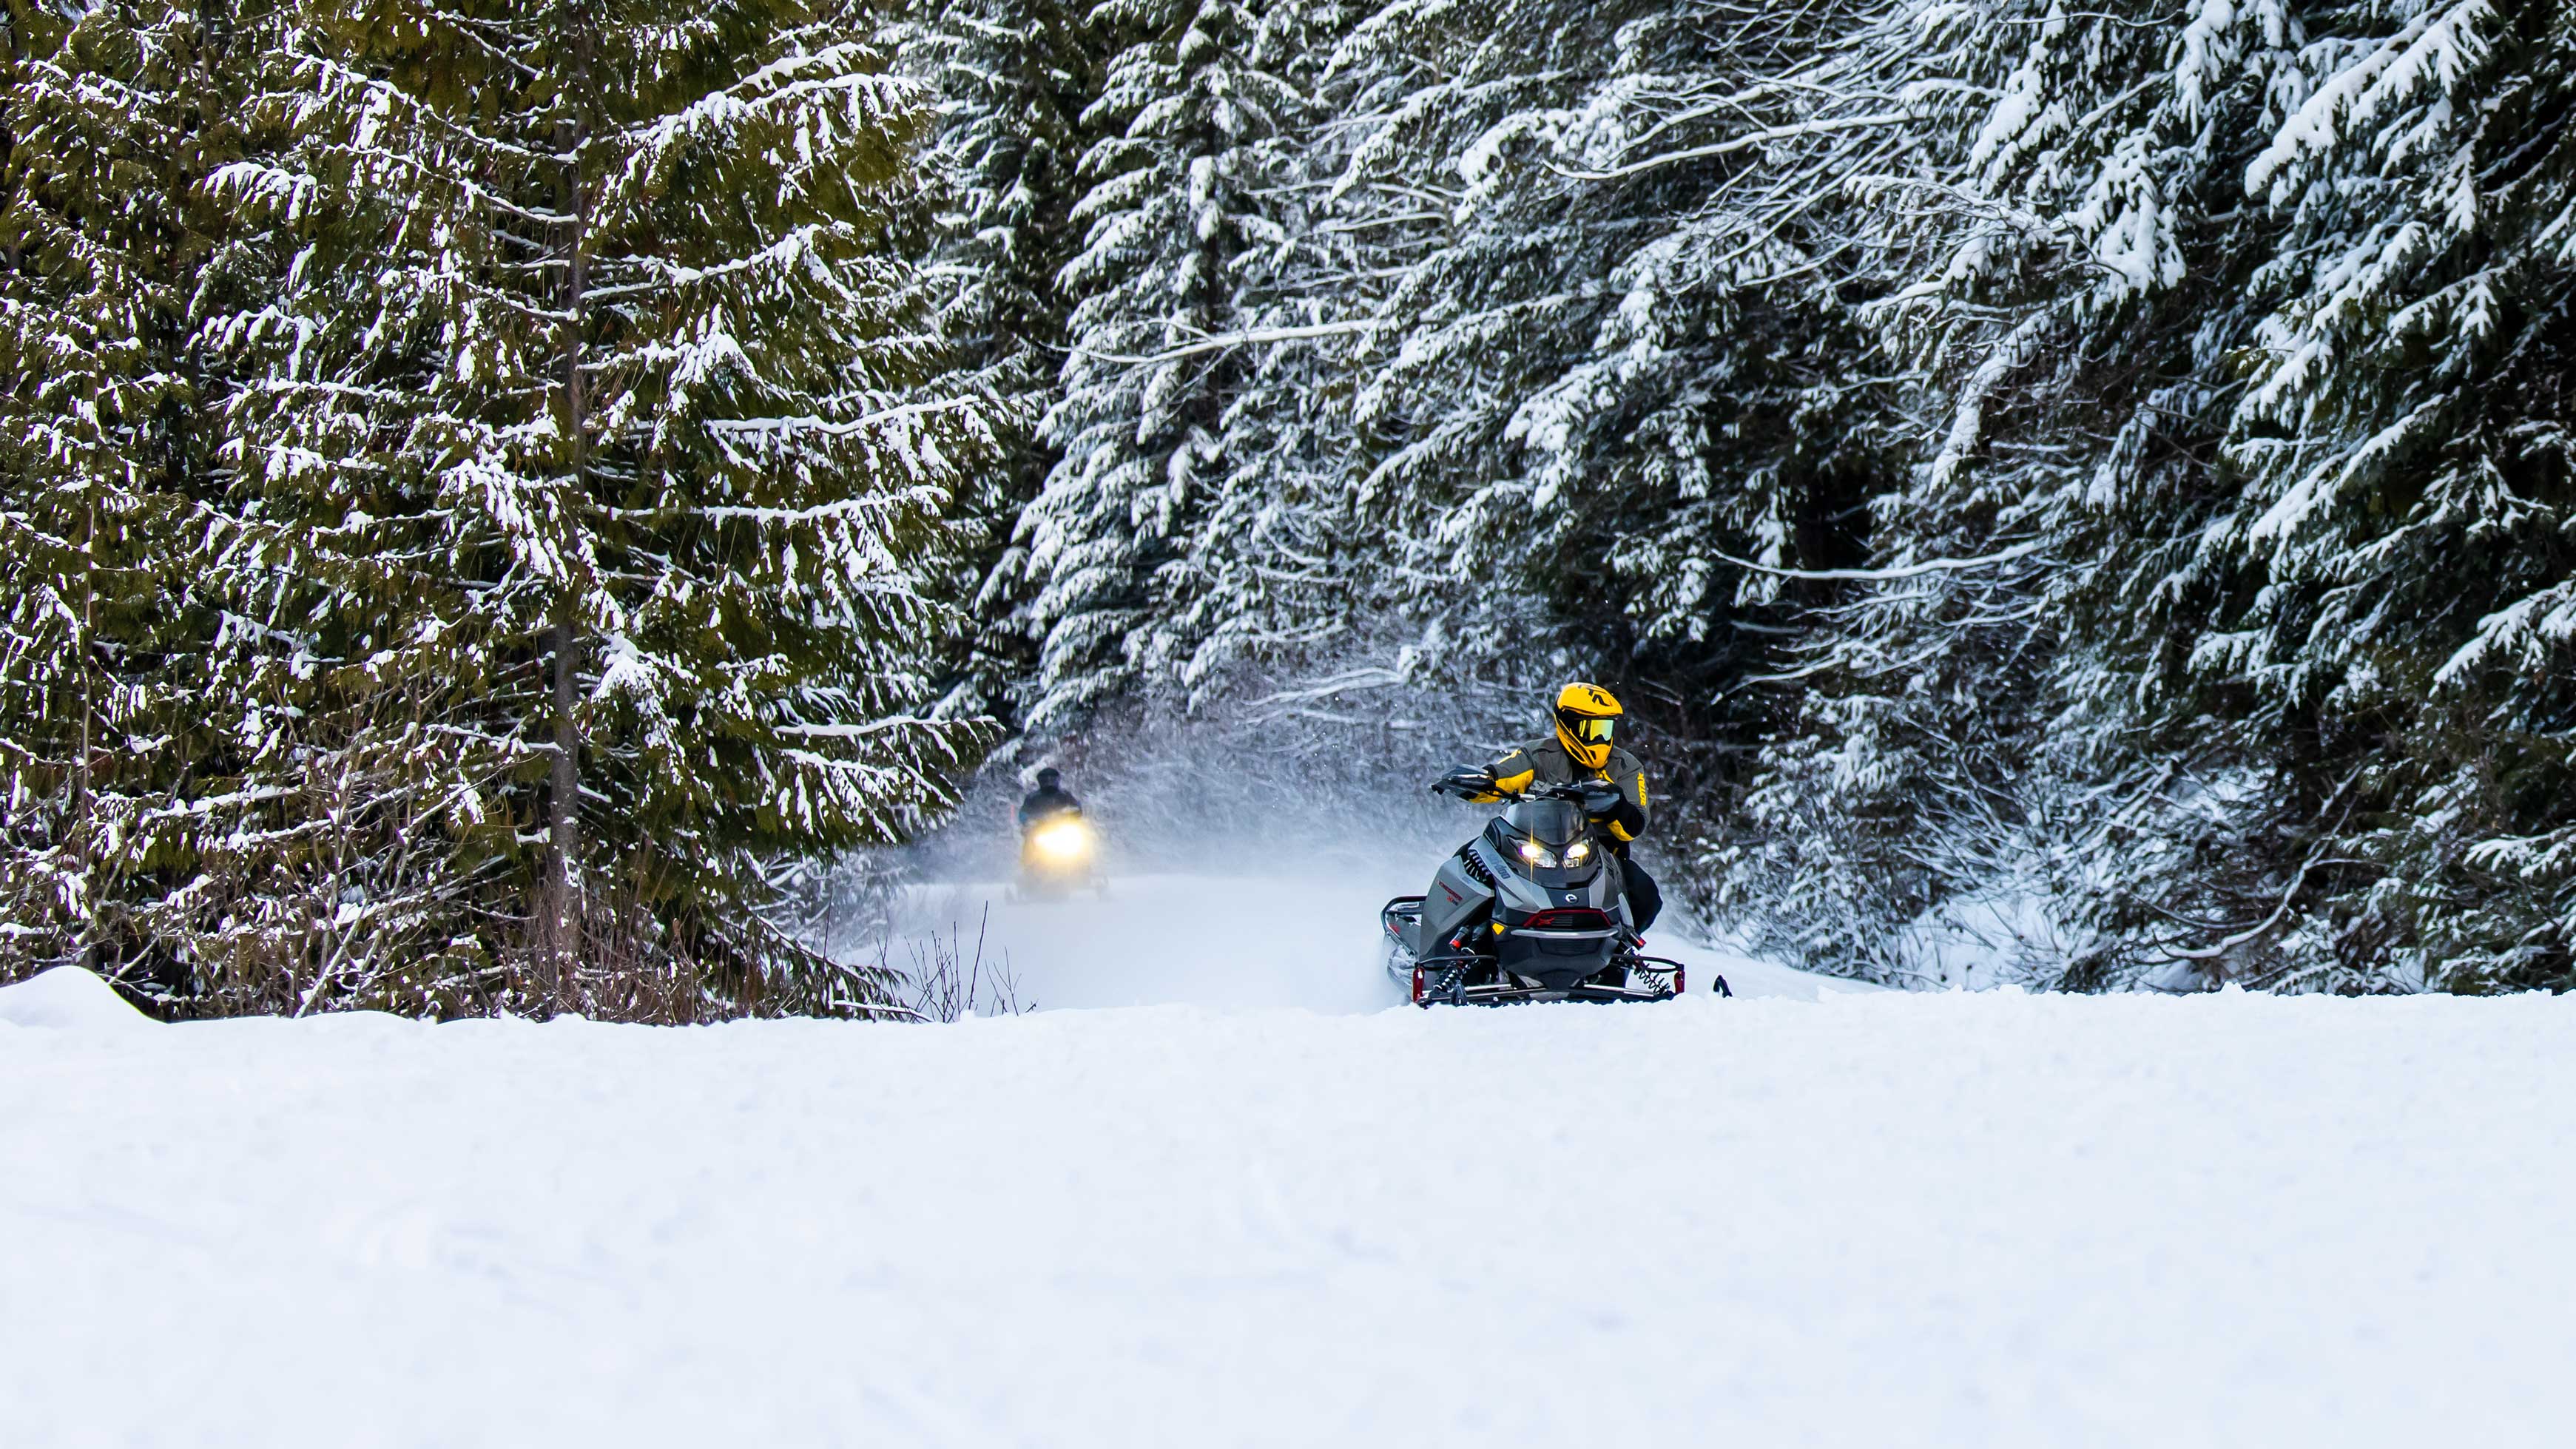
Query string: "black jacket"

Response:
xmin=1017 ymin=786 xmax=1081 ymax=828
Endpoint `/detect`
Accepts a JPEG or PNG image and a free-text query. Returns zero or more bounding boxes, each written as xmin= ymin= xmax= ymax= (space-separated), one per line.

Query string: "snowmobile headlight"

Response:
xmin=1516 ymin=837 xmax=1558 ymax=868
xmin=1033 ymin=820 xmax=1091 ymax=859
xmin=1564 ymin=839 xmax=1592 ymax=864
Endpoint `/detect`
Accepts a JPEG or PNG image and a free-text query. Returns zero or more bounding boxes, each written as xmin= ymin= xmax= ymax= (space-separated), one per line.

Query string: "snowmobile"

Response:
xmin=1015 ymin=808 xmax=1105 ymax=901
xmin=1382 ymin=768 xmax=1724 ymax=1006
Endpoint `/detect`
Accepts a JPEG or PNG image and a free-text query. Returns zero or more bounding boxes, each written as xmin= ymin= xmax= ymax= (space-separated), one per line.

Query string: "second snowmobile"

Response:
xmin=1382 ymin=767 xmax=1723 ymax=1006
xmin=1015 ymin=809 xmax=1104 ymax=901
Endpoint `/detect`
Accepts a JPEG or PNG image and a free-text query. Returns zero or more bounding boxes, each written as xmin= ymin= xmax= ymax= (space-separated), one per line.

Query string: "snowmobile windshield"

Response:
xmin=1506 ymin=797 xmax=1585 ymax=848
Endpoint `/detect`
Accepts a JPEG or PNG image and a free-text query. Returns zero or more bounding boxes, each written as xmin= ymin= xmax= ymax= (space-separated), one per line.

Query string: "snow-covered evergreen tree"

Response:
xmin=2212 ymin=0 xmax=2576 ymax=990
xmin=12 ymin=0 xmax=2570 ymax=1007
xmin=1725 ymin=0 xmax=2576 ymax=992
xmin=1335 ymin=0 xmax=1887 ymax=599
xmin=908 ymin=0 xmax=1105 ymax=720
xmin=1705 ymin=0 xmax=2373 ymax=986
xmin=1009 ymin=0 xmax=1311 ymax=729
xmin=1289 ymin=0 xmax=1911 ymax=879
xmin=197 ymin=0 xmax=1002 ymax=1014
xmin=0 ymin=1 xmax=229 ymax=995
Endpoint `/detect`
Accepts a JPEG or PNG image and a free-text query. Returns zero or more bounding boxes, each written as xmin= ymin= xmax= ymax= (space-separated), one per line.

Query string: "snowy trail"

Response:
xmin=7 ymin=902 xmax=2576 ymax=1447
xmin=890 ymin=870 xmax=1845 ymax=1011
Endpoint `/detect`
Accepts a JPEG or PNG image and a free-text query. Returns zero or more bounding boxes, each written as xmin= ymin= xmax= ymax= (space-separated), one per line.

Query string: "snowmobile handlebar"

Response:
xmin=1429 ymin=768 xmax=1497 ymax=799
xmin=1428 ymin=769 xmax=1616 ymax=812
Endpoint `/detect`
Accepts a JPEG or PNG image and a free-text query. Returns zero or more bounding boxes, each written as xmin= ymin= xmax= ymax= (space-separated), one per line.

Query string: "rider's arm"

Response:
xmin=1600 ymin=759 xmax=1649 ymax=842
xmin=1474 ymin=746 xmax=1540 ymax=802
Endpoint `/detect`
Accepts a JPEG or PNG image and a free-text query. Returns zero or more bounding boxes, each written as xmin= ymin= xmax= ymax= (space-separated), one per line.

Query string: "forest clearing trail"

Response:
xmin=5 ymin=917 xmax=2575 ymax=1447
xmin=889 ymin=869 xmax=1848 ymax=1012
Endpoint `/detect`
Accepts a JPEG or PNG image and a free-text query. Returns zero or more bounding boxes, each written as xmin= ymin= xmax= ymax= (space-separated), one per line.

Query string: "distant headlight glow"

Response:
xmin=1031 ymin=820 xmax=1092 ymax=860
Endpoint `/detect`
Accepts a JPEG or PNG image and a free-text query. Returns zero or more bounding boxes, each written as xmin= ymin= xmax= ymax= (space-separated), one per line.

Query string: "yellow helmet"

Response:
xmin=1553 ymin=682 xmax=1622 ymax=769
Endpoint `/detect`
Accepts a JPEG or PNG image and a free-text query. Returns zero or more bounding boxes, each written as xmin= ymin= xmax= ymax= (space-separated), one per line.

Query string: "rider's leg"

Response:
xmin=1622 ymin=857 xmax=1663 ymax=933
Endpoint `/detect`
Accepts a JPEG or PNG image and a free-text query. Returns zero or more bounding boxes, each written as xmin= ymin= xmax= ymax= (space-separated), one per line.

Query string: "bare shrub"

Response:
xmin=886 ymin=905 xmax=1029 ymax=1021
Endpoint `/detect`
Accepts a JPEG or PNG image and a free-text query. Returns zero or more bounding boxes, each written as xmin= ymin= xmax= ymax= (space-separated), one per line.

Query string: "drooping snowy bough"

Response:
xmin=8 ymin=1 xmax=1008 ymax=1018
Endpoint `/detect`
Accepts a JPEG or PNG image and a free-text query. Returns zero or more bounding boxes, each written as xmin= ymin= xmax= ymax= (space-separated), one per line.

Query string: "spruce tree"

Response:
xmin=1013 ymin=0 xmax=1304 ymax=729
xmin=909 ymin=0 xmax=1107 ymax=722
xmin=1725 ymin=0 xmax=2576 ymax=992
xmin=198 ymin=0 xmax=1000 ymax=1015
xmin=1313 ymin=0 xmax=1901 ymax=871
xmin=0 ymin=1 xmax=230 ymax=996
xmin=2216 ymin=0 xmax=2576 ymax=990
xmin=1722 ymin=0 xmax=2297 ymax=985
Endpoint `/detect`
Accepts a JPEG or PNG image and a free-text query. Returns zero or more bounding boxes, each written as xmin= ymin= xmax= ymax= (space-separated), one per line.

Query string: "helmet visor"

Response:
xmin=1557 ymin=710 xmax=1615 ymax=744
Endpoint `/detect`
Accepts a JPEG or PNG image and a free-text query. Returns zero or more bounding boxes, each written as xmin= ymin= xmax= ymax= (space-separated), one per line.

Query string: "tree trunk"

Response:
xmin=78 ymin=491 xmax=96 ymax=973
xmin=547 ymin=615 xmax=579 ymax=984
xmin=544 ymin=27 xmax=595 ymax=1001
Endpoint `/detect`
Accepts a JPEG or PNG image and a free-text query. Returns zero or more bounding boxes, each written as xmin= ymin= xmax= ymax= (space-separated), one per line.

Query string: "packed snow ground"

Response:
xmin=7 ymin=874 xmax=2574 ymax=1448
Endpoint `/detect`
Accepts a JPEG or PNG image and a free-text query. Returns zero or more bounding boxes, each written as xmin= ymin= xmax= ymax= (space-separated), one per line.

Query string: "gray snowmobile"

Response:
xmin=1381 ymin=767 xmax=1724 ymax=1006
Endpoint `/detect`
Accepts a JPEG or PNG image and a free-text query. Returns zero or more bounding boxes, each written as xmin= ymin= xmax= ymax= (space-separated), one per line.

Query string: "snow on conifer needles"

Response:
xmin=947 ymin=0 xmax=2576 ymax=993
xmin=5 ymin=2 xmax=1003 ymax=1019
xmin=7 ymin=0 xmax=2575 ymax=1010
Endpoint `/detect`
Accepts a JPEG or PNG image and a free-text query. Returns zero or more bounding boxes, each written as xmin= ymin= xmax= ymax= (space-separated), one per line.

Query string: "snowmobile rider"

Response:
xmin=1017 ymin=767 xmax=1081 ymax=829
xmin=1468 ymin=683 xmax=1661 ymax=933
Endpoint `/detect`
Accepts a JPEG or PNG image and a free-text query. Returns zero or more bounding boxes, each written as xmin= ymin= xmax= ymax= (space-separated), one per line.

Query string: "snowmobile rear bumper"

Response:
xmin=1446 ymin=979 xmax=1679 ymax=1005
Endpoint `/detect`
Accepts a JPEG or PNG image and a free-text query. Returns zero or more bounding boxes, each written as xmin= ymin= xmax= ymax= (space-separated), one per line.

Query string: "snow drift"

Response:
xmin=0 ymin=965 xmax=155 ymax=1034
xmin=4 ymin=918 xmax=2571 ymax=1448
